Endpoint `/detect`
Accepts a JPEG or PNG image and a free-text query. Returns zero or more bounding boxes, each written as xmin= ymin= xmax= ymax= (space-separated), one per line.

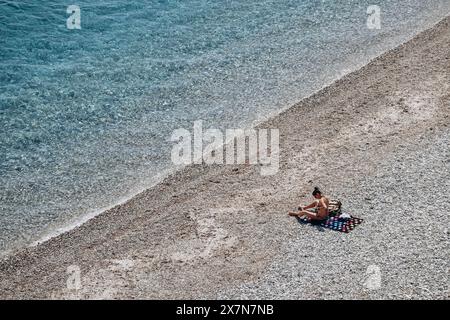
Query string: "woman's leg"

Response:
xmin=298 ymin=210 xmax=319 ymax=220
xmin=288 ymin=210 xmax=302 ymax=216
xmin=289 ymin=209 xmax=319 ymax=220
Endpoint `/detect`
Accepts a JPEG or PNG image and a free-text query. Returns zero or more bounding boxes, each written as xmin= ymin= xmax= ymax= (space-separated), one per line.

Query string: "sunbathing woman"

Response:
xmin=289 ymin=187 xmax=330 ymax=221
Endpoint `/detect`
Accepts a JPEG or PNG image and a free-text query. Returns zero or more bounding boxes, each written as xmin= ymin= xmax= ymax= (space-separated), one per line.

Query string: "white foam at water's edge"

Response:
xmin=30 ymin=168 xmax=174 ymax=247
xmin=25 ymin=13 xmax=450 ymax=253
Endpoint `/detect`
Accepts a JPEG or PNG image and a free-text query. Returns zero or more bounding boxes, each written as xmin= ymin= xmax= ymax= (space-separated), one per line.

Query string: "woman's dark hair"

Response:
xmin=312 ymin=187 xmax=321 ymax=196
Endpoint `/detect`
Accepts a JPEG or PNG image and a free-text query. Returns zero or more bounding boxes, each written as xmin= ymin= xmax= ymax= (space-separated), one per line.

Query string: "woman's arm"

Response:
xmin=301 ymin=201 xmax=318 ymax=210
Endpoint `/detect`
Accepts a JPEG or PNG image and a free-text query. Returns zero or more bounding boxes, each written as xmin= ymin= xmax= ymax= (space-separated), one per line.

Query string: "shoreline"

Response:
xmin=29 ymin=168 xmax=174 ymax=249
xmin=12 ymin=13 xmax=448 ymax=256
xmin=1 ymin=15 xmax=449 ymax=299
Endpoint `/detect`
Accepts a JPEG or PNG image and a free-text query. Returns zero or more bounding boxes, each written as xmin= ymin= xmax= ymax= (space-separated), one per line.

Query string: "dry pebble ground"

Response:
xmin=0 ymin=17 xmax=449 ymax=299
xmin=218 ymin=129 xmax=449 ymax=299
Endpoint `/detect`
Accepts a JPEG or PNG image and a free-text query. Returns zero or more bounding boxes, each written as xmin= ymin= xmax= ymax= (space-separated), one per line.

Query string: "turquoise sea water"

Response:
xmin=1 ymin=0 xmax=449 ymax=254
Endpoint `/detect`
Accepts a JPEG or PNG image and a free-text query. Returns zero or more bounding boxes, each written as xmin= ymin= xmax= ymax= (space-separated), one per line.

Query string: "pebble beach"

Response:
xmin=0 ymin=15 xmax=449 ymax=300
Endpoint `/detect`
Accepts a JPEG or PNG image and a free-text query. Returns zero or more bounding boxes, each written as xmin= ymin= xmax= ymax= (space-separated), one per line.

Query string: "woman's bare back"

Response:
xmin=316 ymin=196 xmax=330 ymax=218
